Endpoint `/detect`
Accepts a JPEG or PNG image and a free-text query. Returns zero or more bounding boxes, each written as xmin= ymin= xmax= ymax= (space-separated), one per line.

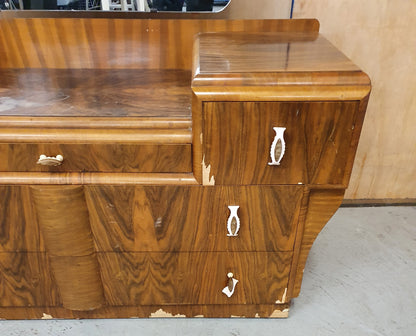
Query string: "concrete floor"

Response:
xmin=0 ymin=206 xmax=415 ymax=336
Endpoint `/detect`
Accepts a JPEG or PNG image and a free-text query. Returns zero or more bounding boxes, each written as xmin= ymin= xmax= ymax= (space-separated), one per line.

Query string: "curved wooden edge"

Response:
xmin=290 ymin=189 xmax=345 ymax=298
xmin=0 ymin=173 xmax=199 ymax=185
xmin=0 ymin=129 xmax=192 ymax=144
xmin=192 ymin=85 xmax=371 ymax=102
xmin=0 ymin=303 xmax=290 ymax=319
xmin=0 ymin=117 xmax=192 ymax=129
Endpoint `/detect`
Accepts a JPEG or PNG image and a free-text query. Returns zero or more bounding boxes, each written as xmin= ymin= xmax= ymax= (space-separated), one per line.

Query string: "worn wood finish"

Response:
xmin=98 ymin=252 xmax=291 ymax=305
xmin=0 ymin=252 xmax=60 ymax=307
xmin=0 ymin=18 xmax=318 ymax=70
xmin=0 ymin=172 xmax=198 ymax=185
xmin=201 ymin=101 xmax=358 ymax=186
xmin=85 ymin=185 xmax=304 ymax=252
xmin=0 ymin=303 xmax=291 ymax=319
xmin=0 ymin=186 xmax=44 ymax=252
xmin=30 ymin=186 xmax=105 ymax=310
xmin=195 ymin=32 xmax=359 ymax=74
xmin=0 ymin=144 xmax=192 ymax=173
xmin=291 ymin=189 xmax=345 ymax=298
xmin=0 ymin=69 xmax=192 ymax=118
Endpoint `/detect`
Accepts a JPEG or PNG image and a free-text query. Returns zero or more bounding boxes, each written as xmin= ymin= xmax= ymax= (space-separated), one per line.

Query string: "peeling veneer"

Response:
xmin=41 ymin=313 xmax=53 ymax=319
xmin=275 ymin=287 xmax=288 ymax=304
xmin=202 ymin=155 xmax=215 ymax=185
xmin=270 ymin=308 xmax=289 ymax=318
xmin=149 ymin=308 xmax=186 ymax=318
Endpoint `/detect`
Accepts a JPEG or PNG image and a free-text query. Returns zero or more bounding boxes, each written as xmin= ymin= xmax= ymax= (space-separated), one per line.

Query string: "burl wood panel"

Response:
xmin=85 ymin=185 xmax=304 ymax=252
xmin=202 ymin=101 xmax=358 ymax=186
xmin=291 ymin=189 xmax=344 ymax=298
xmin=0 ymin=303 xmax=290 ymax=319
xmin=0 ymin=144 xmax=192 ymax=173
xmin=0 ymin=186 xmax=44 ymax=252
xmin=98 ymin=252 xmax=292 ymax=306
xmin=0 ymin=18 xmax=318 ymax=70
xmin=30 ymin=186 xmax=104 ymax=310
xmin=0 ymin=252 xmax=60 ymax=307
xmin=0 ymin=69 xmax=192 ymax=118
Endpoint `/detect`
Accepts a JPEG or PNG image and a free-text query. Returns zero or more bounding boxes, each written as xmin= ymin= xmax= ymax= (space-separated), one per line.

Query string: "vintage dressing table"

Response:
xmin=0 ymin=13 xmax=370 ymax=318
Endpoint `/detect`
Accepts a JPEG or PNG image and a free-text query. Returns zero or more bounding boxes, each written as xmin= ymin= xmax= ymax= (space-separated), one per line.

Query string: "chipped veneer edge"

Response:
xmin=270 ymin=308 xmax=290 ymax=318
xmin=275 ymin=287 xmax=288 ymax=304
xmin=41 ymin=313 xmax=53 ymax=319
xmin=202 ymin=154 xmax=215 ymax=185
xmin=149 ymin=308 xmax=186 ymax=318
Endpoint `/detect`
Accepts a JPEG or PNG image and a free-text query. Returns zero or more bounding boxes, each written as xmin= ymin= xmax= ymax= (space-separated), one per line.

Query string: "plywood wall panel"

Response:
xmin=294 ymin=0 xmax=416 ymax=200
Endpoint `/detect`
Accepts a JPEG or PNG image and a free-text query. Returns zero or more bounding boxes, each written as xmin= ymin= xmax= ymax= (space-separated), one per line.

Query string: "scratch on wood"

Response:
xmin=41 ymin=313 xmax=53 ymax=319
xmin=194 ymin=315 xmax=204 ymax=317
xmin=231 ymin=315 xmax=246 ymax=318
xmin=275 ymin=287 xmax=287 ymax=304
xmin=200 ymin=132 xmax=203 ymax=144
xmin=149 ymin=308 xmax=186 ymax=318
xmin=202 ymin=155 xmax=215 ymax=185
xmin=269 ymin=308 xmax=289 ymax=318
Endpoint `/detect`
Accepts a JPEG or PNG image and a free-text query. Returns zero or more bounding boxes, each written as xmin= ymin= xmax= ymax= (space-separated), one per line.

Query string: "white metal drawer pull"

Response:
xmin=227 ymin=206 xmax=240 ymax=237
xmin=37 ymin=154 xmax=64 ymax=166
xmin=222 ymin=272 xmax=238 ymax=298
xmin=268 ymin=127 xmax=286 ymax=166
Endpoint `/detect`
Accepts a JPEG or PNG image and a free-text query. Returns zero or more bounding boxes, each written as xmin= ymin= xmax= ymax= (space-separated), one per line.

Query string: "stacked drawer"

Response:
xmin=85 ymin=185 xmax=303 ymax=307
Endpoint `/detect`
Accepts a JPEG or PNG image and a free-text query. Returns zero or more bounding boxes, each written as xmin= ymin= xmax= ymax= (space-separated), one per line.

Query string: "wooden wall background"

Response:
xmin=293 ymin=0 xmax=416 ymax=201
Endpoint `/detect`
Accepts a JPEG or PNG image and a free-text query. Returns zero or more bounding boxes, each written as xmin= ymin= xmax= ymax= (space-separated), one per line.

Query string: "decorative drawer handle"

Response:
xmin=37 ymin=154 xmax=64 ymax=166
xmin=268 ymin=127 xmax=286 ymax=166
xmin=227 ymin=206 xmax=240 ymax=237
xmin=222 ymin=272 xmax=238 ymax=297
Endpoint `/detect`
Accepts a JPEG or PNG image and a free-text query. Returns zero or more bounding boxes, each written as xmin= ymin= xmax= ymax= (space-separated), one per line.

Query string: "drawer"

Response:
xmin=0 ymin=143 xmax=192 ymax=173
xmin=86 ymin=185 xmax=304 ymax=253
xmin=98 ymin=251 xmax=291 ymax=305
xmin=0 ymin=252 xmax=61 ymax=307
xmin=202 ymin=101 xmax=358 ymax=186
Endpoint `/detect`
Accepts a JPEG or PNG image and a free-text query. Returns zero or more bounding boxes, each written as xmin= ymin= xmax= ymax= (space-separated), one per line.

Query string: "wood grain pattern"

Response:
xmin=291 ymin=189 xmax=344 ymax=297
xmin=0 ymin=186 xmax=45 ymax=252
xmin=195 ymin=32 xmax=359 ymax=74
xmin=0 ymin=128 xmax=191 ymax=145
xmin=0 ymin=252 xmax=60 ymax=307
xmin=0 ymin=172 xmax=198 ymax=185
xmin=0 ymin=18 xmax=318 ymax=70
xmin=30 ymin=186 xmax=105 ymax=310
xmin=201 ymin=101 xmax=358 ymax=186
xmin=0 ymin=144 xmax=192 ymax=173
xmin=0 ymin=303 xmax=290 ymax=319
xmin=0 ymin=69 xmax=192 ymax=118
xmin=85 ymin=185 xmax=304 ymax=252
xmin=98 ymin=252 xmax=291 ymax=305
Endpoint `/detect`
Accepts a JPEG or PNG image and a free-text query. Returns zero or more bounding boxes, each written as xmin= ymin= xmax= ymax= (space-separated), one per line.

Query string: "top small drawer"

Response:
xmin=202 ymin=101 xmax=359 ymax=186
xmin=0 ymin=143 xmax=192 ymax=173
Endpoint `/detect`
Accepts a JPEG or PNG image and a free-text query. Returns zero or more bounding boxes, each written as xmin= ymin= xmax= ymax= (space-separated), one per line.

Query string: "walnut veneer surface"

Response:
xmin=0 ymin=18 xmax=370 ymax=319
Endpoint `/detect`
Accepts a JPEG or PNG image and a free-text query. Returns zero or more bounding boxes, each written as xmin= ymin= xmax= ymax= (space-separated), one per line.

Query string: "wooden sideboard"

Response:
xmin=0 ymin=17 xmax=370 ymax=319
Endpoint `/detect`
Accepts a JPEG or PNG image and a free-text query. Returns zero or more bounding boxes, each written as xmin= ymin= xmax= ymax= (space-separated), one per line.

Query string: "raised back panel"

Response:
xmin=0 ymin=18 xmax=318 ymax=69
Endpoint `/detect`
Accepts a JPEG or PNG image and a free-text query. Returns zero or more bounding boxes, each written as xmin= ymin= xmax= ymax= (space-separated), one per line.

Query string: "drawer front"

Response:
xmin=0 ymin=143 xmax=192 ymax=173
xmin=202 ymin=101 xmax=358 ymax=185
xmin=0 ymin=252 xmax=61 ymax=307
xmin=98 ymin=252 xmax=291 ymax=305
xmin=86 ymin=185 xmax=304 ymax=253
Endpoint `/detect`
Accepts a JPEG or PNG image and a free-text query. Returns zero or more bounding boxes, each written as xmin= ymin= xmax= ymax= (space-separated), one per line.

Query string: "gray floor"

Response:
xmin=1 ymin=206 xmax=415 ymax=336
